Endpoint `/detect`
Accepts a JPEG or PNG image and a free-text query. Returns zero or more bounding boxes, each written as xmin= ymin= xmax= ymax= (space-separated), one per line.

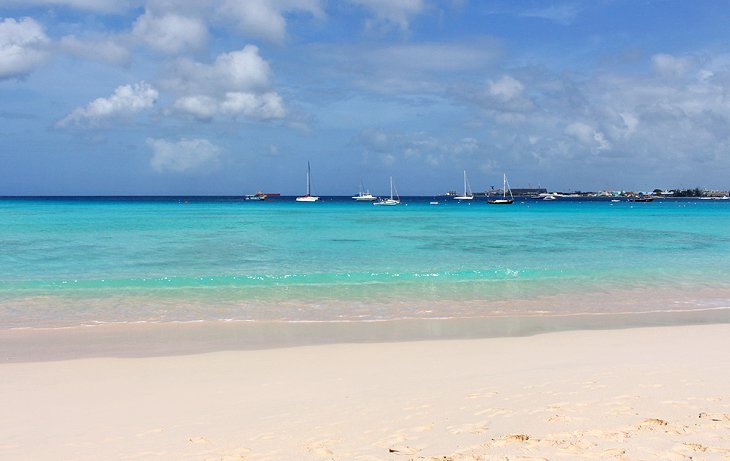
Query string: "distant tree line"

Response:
xmin=653 ymin=188 xmax=705 ymax=197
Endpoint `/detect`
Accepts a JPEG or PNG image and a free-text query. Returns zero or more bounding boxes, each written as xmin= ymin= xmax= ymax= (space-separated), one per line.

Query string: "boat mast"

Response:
xmin=306 ymin=161 xmax=311 ymax=196
xmin=464 ymin=170 xmax=467 ymax=197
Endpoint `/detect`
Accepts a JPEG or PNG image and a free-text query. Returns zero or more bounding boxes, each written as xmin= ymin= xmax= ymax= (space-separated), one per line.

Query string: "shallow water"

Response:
xmin=1 ymin=197 xmax=729 ymax=328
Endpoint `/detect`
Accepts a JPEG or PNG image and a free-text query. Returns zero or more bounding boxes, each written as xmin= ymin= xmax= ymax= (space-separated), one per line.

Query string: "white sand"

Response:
xmin=2 ymin=323 xmax=730 ymax=460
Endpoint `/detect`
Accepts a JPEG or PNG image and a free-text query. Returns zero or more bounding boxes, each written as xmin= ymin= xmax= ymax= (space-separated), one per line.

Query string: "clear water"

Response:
xmin=2 ymin=197 xmax=729 ymax=328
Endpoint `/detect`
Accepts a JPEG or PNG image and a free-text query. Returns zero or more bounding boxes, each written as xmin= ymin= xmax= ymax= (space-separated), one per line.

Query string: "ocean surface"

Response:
xmin=2 ymin=196 xmax=730 ymax=329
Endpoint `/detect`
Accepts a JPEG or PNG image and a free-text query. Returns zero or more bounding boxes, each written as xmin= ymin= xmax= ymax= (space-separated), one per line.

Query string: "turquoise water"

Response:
xmin=1 ymin=197 xmax=730 ymax=328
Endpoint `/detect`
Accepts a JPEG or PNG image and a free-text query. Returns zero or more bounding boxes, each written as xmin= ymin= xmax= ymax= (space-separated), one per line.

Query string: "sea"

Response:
xmin=2 ymin=196 xmax=730 ymax=331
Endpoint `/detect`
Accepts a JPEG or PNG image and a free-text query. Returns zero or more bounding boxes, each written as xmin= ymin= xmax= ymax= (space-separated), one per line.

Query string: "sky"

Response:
xmin=1 ymin=0 xmax=730 ymax=195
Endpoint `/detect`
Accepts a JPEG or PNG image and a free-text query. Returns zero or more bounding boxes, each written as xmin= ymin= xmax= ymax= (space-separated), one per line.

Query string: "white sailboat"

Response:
xmin=295 ymin=161 xmax=319 ymax=202
xmin=453 ymin=170 xmax=474 ymax=200
xmin=488 ymin=173 xmax=514 ymax=205
xmin=352 ymin=181 xmax=377 ymax=201
xmin=373 ymin=176 xmax=400 ymax=206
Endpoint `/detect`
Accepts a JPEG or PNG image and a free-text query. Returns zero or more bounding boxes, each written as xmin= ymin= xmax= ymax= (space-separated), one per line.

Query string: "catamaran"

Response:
xmin=488 ymin=173 xmax=514 ymax=205
xmin=352 ymin=181 xmax=377 ymax=201
xmin=373 ymin=177 xmax=400 ymax=206
xmin=453 ymin=170 xmax=474 ymax=200
xmin=295 ymin=161 xmax=319 ymax=202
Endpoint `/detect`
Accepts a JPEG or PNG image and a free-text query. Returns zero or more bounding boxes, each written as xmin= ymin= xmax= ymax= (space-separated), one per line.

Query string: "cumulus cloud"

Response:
xmin=475 ymin=74 xmax=534 ymax=115
xmin=217 ymin=0 xmax=324 ymax=43
xmin=564 ymin=122 xmax=611 ymax=152
xmin=132 ymin=10 xmax=208 ymax=54
xmin=488 ymin=75 xmax=524 ymax=100
xmin=457 ymin=51 xmax=730 ymax=187
xmin=350 ymin=0 xmax=425 ymax=30
xmin=651 ymin=53 xmax=693 ymax=78
xmin=148 ymin=137 xmax=222 ymax=173
xmin=58 ymin=81 xmax=159 ymax=126
xmin=165 ymin=45 xmax=286 ymax=120
xmin=0 ymin=17 xmax=49 ymax=80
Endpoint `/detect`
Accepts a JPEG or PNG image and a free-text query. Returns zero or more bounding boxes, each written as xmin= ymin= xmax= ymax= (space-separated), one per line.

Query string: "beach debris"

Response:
xmin=638 ymin=418 xmax=668 ymax=429
xmin=683 ymin=442 xmax=708 ymax=452
xmin=387 ymin=445 xmax=420 ymax=455
xmin=698 ymin=412 xmax=729 ymax=421
xmin=505 ymin=434 xmax=530 ymax=442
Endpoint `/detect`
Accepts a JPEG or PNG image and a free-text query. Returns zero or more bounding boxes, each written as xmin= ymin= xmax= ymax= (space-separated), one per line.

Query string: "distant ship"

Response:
xmin=244 ymin=192 xmax=267 ymax=201
xmin=488 ymin=173 xmax=514 ymax=205
xmin=295 ymin=161 xmax=319 ymax=202
xmin=453 ymin=170 xmax=474 ymax=200
xmin=352 ymin=181 xmax=377 ymax=201
xmin=373 ymin=177 xmax=400 ymax=206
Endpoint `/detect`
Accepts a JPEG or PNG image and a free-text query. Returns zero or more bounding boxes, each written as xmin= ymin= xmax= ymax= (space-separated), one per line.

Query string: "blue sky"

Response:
xmin=2 ymin=0 xmax=730 ymax=195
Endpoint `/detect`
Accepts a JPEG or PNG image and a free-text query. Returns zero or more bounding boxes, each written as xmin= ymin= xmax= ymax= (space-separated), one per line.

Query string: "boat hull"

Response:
xmin=488 ymin=199 xmax=514 ymax=205
xmin=295 ymin=196 xmax=319 ymax=202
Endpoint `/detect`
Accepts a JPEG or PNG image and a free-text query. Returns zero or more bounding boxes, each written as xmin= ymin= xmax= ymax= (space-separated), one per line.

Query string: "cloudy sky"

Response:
xmin=2 ymin=0 xmax=730 ymax=195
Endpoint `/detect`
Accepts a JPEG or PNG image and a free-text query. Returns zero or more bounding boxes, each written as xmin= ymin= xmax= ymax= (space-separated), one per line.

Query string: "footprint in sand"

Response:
xmin=638 ymin=418 xmax=669 ymax=430
xmin=305 ymin=440 xmax=336 ymax=458
xmin=189 ymin=436 xmax=211 ymax=444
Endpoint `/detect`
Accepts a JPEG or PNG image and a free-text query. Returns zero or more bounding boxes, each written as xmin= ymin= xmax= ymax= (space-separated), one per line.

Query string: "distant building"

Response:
xmin=488 ymin=187 xmax=547 ymax=197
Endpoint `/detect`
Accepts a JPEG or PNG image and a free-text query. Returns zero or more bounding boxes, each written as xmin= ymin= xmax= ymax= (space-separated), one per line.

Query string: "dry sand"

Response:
xmin=2 ymin=323 xmax=730 ymax=460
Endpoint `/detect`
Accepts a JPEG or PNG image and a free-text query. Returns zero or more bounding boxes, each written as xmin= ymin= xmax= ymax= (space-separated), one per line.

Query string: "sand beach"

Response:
xmin=2 ymin=321 xmax=730 ymax=460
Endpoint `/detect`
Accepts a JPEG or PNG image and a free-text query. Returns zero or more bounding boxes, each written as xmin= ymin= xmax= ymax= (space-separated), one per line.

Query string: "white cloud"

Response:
xmin=168 ymin=45 xmax=272 ymax=95
xmin=148 ymin=137 xmax=221 ymax=173
xmin=166 ymin=46 xmax=286 ymax=121
xmin=351 ymin=0 xmax=425 ymax=30
xmin=488 ymin=75 xmax=524 ymax=100
xmin=132 ymin=10 xmax=208 ymax=54
xmin=0 ymin=17 xmax=49 ymax=80
xmin=220 ymin=91 xmax=285 ymax=118
xmin=462 ymin=52 xmax=730 ymax=185
xmin=651 ymin=53 xmax=693 ymax=78
xmin=58 ymin=81 xmax=158 ymax=126
xmin=476 ymin=74 xmax=534 ymax=114
xmin=217 ymin=0 xmax=324 ymax=43
xmin=565 ymin=122 xmax=611 ymax=152
xmin=173 ymin=91 xmax=285 ymax=120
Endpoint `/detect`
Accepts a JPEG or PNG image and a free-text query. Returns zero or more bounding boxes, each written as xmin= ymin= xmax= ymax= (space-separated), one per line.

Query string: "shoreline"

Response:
xmin=2 ymin=323 xmax=729 ymax=460
xmin=3 ymin=307 xmax=730 ymax=363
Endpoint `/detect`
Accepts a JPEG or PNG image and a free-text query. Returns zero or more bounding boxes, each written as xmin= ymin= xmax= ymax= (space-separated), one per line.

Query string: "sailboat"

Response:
xmin=488 ymin=173 xmax=514 ymax=205
xmin=352 ymin=181 xmax=377 ymax=201
xmin=295 ymin=161 xmax=319 ymax=202
xmin=373 ymin=177 xmax=400 ymax=206
xmin=453 ymin=170 xmax=474 ymax=200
